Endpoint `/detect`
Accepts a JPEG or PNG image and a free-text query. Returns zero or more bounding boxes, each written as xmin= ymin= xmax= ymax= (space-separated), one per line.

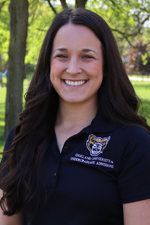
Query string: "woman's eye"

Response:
xmin=56 ymin=54 xmax=67 ymax=58
xmin=82 ymin=55 xmax=94 ymax=59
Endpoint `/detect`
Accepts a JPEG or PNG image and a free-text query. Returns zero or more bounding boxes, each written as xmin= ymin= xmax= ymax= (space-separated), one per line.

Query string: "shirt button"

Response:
xmin=64 ymin=145 xmax=69 ymax=151
xmin=53 ymin=172 xmax=57 ymax=178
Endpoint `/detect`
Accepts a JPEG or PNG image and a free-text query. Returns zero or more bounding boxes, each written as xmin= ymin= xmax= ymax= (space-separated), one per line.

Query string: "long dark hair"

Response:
xmin=0 ymin=8 xmax=150 ymax=216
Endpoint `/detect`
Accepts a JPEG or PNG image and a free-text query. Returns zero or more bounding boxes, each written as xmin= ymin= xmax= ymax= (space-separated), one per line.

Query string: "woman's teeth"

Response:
xmin=65 ymin=80 xmax=86 ymax=86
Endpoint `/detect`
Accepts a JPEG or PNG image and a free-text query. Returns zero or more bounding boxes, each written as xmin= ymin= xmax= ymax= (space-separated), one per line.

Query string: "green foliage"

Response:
xmin=142 ymin=27 xmax=150 ymax=44
xmin=26 ymin=1 xmax=54 ymax=64
xmin=141 ymin=53 xmax=149 ymax=66
xmin=87 ymin=0 xmax=150 ymax=55
xmin=25 ymin=0 xmax=63 ymax=65
xmin=1 ymin=0 xmax=150 ymax=64
xmin=0 ymin=0 xmax=61 ymax=67
xmin=0 ymin=1 xmax=10 ymax=65
xmin=0 ymin=84 xmax=6 ymax=159
xmin=87 ymin=0 xmax=136 ymax=31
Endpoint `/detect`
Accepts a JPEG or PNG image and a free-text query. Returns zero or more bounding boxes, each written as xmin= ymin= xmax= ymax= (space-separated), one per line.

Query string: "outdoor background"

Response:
xmin=0 ymin=0 xmax=150 ymax=156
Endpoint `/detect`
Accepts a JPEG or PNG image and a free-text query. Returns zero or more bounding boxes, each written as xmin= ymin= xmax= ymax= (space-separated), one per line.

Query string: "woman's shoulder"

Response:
xmin=117 ymin=125 xmax=150 ymax=155
xmin=121 ymin=125 xmax=150 ymax=141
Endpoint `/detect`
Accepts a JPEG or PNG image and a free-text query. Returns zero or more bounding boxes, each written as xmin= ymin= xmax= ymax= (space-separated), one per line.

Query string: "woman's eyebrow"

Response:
xmin=53 ymin=48 xmax=97 ymax=55
xmin=82 ymin=48 xmax=97 ymax=54
xmin=53 ymin=48 xmax=68 ymax=53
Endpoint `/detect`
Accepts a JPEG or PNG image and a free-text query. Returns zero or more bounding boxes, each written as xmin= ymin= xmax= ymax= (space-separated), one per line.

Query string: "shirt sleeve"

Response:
xmin=118 ymin=126 xmax=150 ymax=204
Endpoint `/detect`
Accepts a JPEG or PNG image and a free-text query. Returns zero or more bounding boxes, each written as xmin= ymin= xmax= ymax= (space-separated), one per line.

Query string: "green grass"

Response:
xmin=0 ymin=88 xmax=6 ymax=155
xmin=0 ymin=78 xmax=150 ymax=155
xmin=132 ymin=81 xmax=150 ymax=125
xmin=0 ymin=76 xmax=7 ymax=154
xmin=129 ymin=74 xmax=150 ymax=79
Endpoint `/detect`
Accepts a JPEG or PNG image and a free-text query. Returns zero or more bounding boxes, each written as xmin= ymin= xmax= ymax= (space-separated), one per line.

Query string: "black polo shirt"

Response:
xmin=2 ymin=111 xmax=150 ymax=225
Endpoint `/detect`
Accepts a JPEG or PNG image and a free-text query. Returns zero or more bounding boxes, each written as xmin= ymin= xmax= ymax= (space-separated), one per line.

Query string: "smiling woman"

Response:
xmin=0 ymin=8 xmax=150 ymax=225
xmin=50 ymin=24 xmax=103 ymax=107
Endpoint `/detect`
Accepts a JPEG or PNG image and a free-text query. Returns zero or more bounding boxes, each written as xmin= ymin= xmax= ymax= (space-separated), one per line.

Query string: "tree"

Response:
xmin=0 ymin=1 xmax=10 ymax=71
xmin=45 ymin=0 xmax=150 ymax=54
xmin=126 ymin=39 xmax=150 ymax=75
xmin=25 ymin=0 xmax=56 ymax=66
xmin=46 ymin=0 xmax=88 ymax=11
xmin=87 ymin=0 xmax=150 ymax=47
xmin=4 ymin=0 xmax=28 ymax=137
xmin=2 ymin=0 xmax=150 ymax=137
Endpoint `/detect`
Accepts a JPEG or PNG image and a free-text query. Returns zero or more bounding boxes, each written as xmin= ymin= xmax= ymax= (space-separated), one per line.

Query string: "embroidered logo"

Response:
xmin=86 ymin=134 xmax=111 ymax=156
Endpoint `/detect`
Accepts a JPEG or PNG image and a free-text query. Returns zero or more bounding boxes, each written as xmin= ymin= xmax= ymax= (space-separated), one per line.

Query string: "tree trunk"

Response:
xmin=75 ymin=0 xmax=88 ymax=8
xmin=60 ymin=0 xmax=69 ymax=10
xmin=4 ymin=0 xmax=28 ymax=138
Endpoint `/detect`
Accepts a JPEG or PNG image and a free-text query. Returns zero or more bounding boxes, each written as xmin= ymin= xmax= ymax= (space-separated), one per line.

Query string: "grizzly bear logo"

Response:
xmin=86 ymin=134 xmax=110 ymax=156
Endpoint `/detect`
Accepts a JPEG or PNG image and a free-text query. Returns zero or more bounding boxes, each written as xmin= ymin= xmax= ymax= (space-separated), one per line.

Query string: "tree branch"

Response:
xmin=46 ymin=0 xmax=57 ymax=15
xmin=139 ymin=14 xmax=150 ymax=27
xmin=0 ymin=1 xmax=6 ymax=12
xmin=111 ymin=28 xmax=138 ymax=48
xmin=111 ymin=10 xmax=150 ymax=48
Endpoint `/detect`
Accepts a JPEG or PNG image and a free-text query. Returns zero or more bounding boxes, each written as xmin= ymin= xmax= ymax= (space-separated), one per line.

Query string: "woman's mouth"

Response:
xmin=64 ymin=80 xmax=86 ymax=86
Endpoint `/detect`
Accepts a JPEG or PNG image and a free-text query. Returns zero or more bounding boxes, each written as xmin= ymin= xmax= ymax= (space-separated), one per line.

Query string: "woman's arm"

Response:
xmin=123 ymin=199 xmax=150 ymax=225
xmin=0 ymin=189 xmax=22 ymax=225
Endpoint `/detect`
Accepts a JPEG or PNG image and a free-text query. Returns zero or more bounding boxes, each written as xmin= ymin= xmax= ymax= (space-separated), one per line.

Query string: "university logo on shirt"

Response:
xmin=86 ymin=134 xmax=111 ymax=156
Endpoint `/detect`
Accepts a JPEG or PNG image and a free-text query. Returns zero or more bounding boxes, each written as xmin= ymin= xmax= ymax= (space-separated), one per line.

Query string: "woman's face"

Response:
xmin=50 ymin=24 xmax=103 ymax=106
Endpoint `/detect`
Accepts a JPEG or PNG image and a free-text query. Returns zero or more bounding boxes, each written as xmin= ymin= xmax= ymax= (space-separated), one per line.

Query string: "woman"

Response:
xmin=0 ymin=8 xmax=150 ymax=225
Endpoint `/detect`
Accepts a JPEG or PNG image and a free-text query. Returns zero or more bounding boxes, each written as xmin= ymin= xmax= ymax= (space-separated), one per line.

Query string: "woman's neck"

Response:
xmin=55 ymin=99 xmax=98 ymax=129
xmin=55 ymin=99 xmax=98 ymax=152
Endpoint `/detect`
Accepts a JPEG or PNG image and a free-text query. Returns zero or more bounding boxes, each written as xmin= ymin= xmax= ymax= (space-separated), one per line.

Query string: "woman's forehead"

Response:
xmin=52 ymin=24 xmax=102 ymax=52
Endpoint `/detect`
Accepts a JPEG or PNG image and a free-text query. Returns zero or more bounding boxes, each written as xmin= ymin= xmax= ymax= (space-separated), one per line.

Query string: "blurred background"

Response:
xmin=0 ymin=0 xmax=150 ymax=153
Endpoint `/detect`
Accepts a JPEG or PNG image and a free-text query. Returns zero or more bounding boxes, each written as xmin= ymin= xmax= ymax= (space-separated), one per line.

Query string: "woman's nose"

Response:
xmin=66 ymin=57 xmax=82 ymax=75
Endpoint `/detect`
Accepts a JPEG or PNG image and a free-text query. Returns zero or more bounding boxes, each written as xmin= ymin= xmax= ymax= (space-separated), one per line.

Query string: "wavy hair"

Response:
xmin=0 ymin=8 xmax=150 ymax=216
